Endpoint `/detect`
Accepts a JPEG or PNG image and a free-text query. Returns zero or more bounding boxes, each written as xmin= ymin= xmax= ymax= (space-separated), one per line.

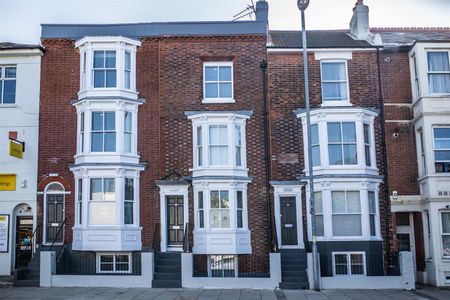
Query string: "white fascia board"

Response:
xmin=0 ymin=48 xmax=43 ymax=57
xmin=267 ymin=48 xmax=376 ymax=53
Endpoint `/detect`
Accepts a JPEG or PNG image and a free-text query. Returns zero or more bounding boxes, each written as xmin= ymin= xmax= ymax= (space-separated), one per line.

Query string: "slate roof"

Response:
xmin=372 ymin=28 xmax=450 ymax=46
xmin=268 ymin=30 xmax=375 ymax=49
xmin=0 ymin=42 xmax=43 ymax=51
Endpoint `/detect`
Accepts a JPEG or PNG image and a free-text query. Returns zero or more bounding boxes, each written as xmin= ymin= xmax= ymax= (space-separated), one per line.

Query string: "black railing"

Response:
xmin=303 ymin=221 xmax=312 ymax=253
xmin=192 ymin=254 xmax=270 ymax=278
xmin=152 ymin=223 xmax=160 ymax=252
xmin=49 ymin=218 xmax=66 ymax=252
xmin=272 ymin=221 xmax=279 ymax=252
xmin=56 ymin=250 xmax=142 ymax=275
xmin=183 ymin=222 xmax=190 ymax=253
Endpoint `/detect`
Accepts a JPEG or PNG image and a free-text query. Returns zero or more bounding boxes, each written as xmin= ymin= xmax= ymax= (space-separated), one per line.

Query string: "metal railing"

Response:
xmin=183 ymin=222 xmax=190 ymax=253
xmin=152 ymin=223 xmax=160 ymax=252
xmin=272 ymin=221 xmax=279 ymax=252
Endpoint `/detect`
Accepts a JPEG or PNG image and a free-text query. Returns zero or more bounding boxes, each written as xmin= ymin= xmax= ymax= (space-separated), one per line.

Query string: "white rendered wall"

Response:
xmin=0 ymin=51 xmax=41 ymax=275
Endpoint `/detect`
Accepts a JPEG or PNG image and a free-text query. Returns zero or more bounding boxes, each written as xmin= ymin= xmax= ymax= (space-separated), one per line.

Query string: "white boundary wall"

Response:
xmin=307 ymin=251 xmax=415 ymax=290
xmin=182 ymin=253 xmax=281 ymax=289
xmin=40 ymin=251 xmax=153 ymax=287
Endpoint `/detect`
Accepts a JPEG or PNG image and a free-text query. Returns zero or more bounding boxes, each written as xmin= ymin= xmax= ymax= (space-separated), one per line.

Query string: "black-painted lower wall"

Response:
xmin=316 ymin=241 xmax=384 ymax=277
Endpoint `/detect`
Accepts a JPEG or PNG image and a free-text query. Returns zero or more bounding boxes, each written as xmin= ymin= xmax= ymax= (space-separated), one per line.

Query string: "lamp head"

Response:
xmin=297 ymin=0 xmax=310 ymax=11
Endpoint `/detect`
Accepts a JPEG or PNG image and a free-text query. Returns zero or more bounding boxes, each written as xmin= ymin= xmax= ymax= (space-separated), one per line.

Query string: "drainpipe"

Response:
xmin=376 ymin=47 xmax=392 ymax=273
xmin=260 ymin=59 xmax=273 ymax=251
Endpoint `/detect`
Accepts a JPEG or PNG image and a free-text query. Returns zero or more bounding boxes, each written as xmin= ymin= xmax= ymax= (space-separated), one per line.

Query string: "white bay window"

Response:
xmin=427 ymin=51 xmax=450 ymax=94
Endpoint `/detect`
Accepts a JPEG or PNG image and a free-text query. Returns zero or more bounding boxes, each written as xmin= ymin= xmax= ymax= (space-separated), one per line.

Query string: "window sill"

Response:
xmin=0 ymin=104 xmax=17 ymax=108
xmin=321 ymin=100 xmax=352 ymax=107
xmin=201 ymin=98 xmax=235 ymax=104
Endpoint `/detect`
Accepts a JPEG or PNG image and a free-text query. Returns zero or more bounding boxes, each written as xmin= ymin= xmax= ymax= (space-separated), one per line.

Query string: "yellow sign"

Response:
xmin=9 ymin=140 xmax=23 ymax=159
xmin=0 ymin=174 xmax=16 ymax=191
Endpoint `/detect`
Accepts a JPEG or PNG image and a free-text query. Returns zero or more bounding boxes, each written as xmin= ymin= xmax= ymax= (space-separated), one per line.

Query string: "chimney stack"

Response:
xmin=255 ymin=0 xmax=269 ymax=23
xmin=349 ymin=1 xmax=382 ymax=45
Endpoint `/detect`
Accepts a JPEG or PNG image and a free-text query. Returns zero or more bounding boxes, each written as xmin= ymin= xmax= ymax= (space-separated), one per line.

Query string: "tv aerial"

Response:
xmin=233 ymin=0 xmax=256 ymax=21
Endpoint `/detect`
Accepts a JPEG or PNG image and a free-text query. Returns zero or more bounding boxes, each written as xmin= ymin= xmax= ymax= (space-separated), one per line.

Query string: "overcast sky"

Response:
xmin=0 ymin=0 xmax=449 ymax=44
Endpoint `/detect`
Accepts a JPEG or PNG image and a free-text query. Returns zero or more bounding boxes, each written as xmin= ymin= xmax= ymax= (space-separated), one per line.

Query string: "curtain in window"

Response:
xmin=322 ymin=62 xmax=347 ymax=100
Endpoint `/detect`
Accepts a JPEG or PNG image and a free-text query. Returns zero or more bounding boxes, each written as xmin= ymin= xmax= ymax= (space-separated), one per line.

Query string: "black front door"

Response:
xmin=46 ymin=194 xmax=64 ymax=244
xmin=280 ymin=197 xmax=298 ymax=246
xmin=167 ymin=196 xmax=184 ymax=247
xmin=15 ymin=216 xmax=33 ymax=268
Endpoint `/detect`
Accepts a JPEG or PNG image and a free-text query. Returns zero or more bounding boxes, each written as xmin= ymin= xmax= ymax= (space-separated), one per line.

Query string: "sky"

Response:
xmin=0 ymin=0 xmax=449 ymax=44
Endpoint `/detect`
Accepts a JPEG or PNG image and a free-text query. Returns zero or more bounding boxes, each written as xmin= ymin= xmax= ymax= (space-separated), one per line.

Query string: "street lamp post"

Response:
xmin=297 ymin=0 xmax=320 ymax=291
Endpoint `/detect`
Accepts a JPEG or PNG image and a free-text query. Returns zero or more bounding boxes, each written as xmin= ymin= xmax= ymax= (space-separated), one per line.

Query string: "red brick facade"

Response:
xmin=37 ymin=35 xmax=270 ymax=256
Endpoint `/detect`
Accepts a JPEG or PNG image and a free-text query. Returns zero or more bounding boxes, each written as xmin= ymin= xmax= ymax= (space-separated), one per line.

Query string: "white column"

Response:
xmin=85 ymin=47 xmax=92 ymax=90
xmin=323 ymin=189 xmax=333 ymax=238
xmin=360 ymin=188 xmax=370 ymax=238
xmin=116 ymin=174 xmax=124 ymax=226
xmin=356 ymin=121 xmax=365 ymax=167
xmin=82 ymin=173 xmax=89 ymax=226
xmin=116 ymin=109 xmax=124 ymax=153
xmin=85 ymin=110 xmax=92 ymax=153
xmin=135 ymin=173 xmax=140 ymax=226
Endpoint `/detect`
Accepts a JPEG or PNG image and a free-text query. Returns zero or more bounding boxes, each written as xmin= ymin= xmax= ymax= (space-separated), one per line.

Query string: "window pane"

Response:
xmin=323 ymin=82 xmax=347 ymax=100
xmin=237 ymin=191 xmax=243 ymax=209
xmin=125 ymin=51 xmax=131 ymax=69
xmin=3 ymin=80 xmax=16 ymax=103
xmin=311 ymin=124 xmax=319 ymax=144
xmin=197 ymin=126 xmax=202 ymax=145
xmin=314 ymin=192 xmax=322 ymax=214
xmin=237 ymin=210 xmax=243 ymax=228
xmin=221 ymin=210 xmax=230 ymax=228
xmin=314 ymin=215 xmax=324 ymax=236
xmin=435 ymin=150 xmax=450 ymax=160
xmin=105 ymin=51 xmax=116 ymax=68
xmin=124 ymin=133 xmax=131 ymax=153
xmin=93 ymin=70 xmax=105 ymax=87
xmin=205 ymin=83 xmax=218 ymax=98
xmin=198 ymin=192 xmax=203 ymax=209
xmin=209 ymin=146 xmax=220 ymax=165
xmin=435 ymin=140 xmax=450 ymax=149
xmin=428 ymin=52 xmax=450 ymax=71
xmin=104 ymin=112 xmax=115 ymax=130
xmin=333 ymin=215 xmax=362 ymax=236
xmin=104 ymin=133 xmax=116 ymax=151
xmin=90 ymin=179 xmax=102 ymax=200
xmin=125 ymin=178 xmax=134 ymax=200
xmin=370 ymin=215 xmax=376 ymax=236
xmin=322 ymin=62 xmax=345 ymax=80
xmin=210 ymin=191 xmax=219 ymax=208
xmin=365 ymin=146 xmax=371 ymax=166
xmin=342 ymin=123 xmax=356 ymax=142
xmin=209 ymin=126 xmax=219 ymax=144
xmin=364 ymin=124 xmax=370 ymax=144
xmin=199 ymin=211 xmax=204 ymax=228
xmin=219 ymin=66 xmax=231 ymax=81
xmin=210 ymin=210 xmax=221 ymax=228
xmin=219 ymin=83 xmax=232 ymax=98
xmin=205 ymin=66 xmax=218 ymax=81
xmin=442 ymin=212 xmax=450 ymax=234
xmin=334 ymin=254 xmax=348 ymax=275
xmin=368 ymin=192 xmax=376 ymax=214
xmin=312 ymin=145 xmax=321 ymax=166
xmin=219 ymin=146 xmax=229 ymax=165
xmin=434 ymin=128 xmax=450 ymax=139
xmin=5 ymin=67 xmax=16 ymax=78
xmin=92 ymin=112 xmax=103 ymax=130
xmin=105 ymin=70 xmax=117 ymax=87
xmin=124 ymin=202 xmax=133 ymax=224
xmin=104 ymin=179 xmax=115 ymax=200
xmin=329 ymin=144 xmax=343 ymax=165
xmin=220 ymin=191 xmax=229 ymax=208
xmin=332 ymin=191 xmax=346 ymax=213
xmin=442 ymin=236 xmax=450 ymax=257
xmin=91 ymin=133 xmax=103 ymax=151
xmin=343 ymin=145 xmax=357 ymax=164
xmin=429 ymin=74 xmax=450 ymax=93
xmin=93 ymin=51 xmax=105 ymax=68
xmin=124 ymin=70 xmax=131 ymax=89
xmin=327 ymin=123 xmax=341 ymax=143
xmin=346 ymin=192 xmax=361 ymax=213
xmin=219 ymin=126 xmax=228 ymax=144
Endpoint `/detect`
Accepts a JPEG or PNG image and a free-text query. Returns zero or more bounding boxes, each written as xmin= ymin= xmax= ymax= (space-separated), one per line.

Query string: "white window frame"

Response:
xmin=426 ymin=50 xmax=450 ymax=95
xmin=0 ymin=65 xmax=17 ymax=104
xmin=208 ymin=125 xmax=229 ymax=166
xmin=96 ymin=252 xmax=132 ymax=274
xmin=124 ymin=51 xmax=132 ymax=90
xmin=203 ymin=61 xmax=234 ymax=103
xmin=123 ymin=111 xmax=133 ymax=153
xmin=208 ymin=255 xmax=237 ymax=277
xmin=89 ymin=178 xmax=116 ymax=226
xmin=332 ymin=252 xmax=366 ymax=276
xmin=124 ymin=178 xmax=134 ymax=225
xmin=320 ymin=60 xmax=350 ymax=106
xmin=440 ymin=211 xmax=450 ymax=258
xmin=77 ymin=178 xmax=83 ymax=225
xmin=331 ymin=190 xmax=362 ymax=237
xmin=92 ymin=50 xmax=117 ymax=89
xmin=433 ymin=127 xmax=450 ymax=173
xmin=210 ymin=190 xmax=231 ymax=229
xmin=327 ymin=122 xmax=358 ymax=166
xmin=90 ymin=111 xmax=116 ymax=152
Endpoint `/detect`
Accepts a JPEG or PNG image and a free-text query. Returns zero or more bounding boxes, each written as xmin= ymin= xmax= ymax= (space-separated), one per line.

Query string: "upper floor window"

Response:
xmin=124 ymin=178 xmax=134 ymax=225
xmin=434 ymin=127 xmax=450 ymax=173
xmin=321 ymin=61 xmax=349 ymax=102
xmin=93 ymin=50 xmax=117 ymax=88
xmin=311 ymin=124 xmax=321 ymax=167
xmin=0 ymin=66 xmax=16 ymax=104
xmin=313 ymin=191 xmax=324 ymax=236
xmin=327 ymin=122 xmax=357 ymax=165
xmin=124 ymin=111 xmax=132 ymax=153
xmin=75 ymin=37 xmax=140 ymax=97
xmin=91 ymin=111 xmax=116 ymax=152
xmin=203 ymin=62 xmax=234 ymax=103
xmin=441 ymin=211 xmax=450 ymax=257
xmin=427 ymin=51 xmax=450 ymax=94
xmin=363 ymin=123 xmax=372 ymax=166
xmin=209 ymin=125 xmax=229 ymax=166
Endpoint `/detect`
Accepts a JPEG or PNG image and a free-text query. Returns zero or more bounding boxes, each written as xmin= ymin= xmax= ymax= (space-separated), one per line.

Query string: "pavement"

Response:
xmin=0 ymin=286 xmax=450 ymax=300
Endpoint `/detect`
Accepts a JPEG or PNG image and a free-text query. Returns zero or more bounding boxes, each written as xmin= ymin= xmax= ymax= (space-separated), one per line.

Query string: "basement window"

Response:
xmin=333 ymin=252 xmax=366 ymax=276
xmin=209 ymin=255 xmax=236 ymax=277
xmin=96 ymin=253 xmax=132 ymax=274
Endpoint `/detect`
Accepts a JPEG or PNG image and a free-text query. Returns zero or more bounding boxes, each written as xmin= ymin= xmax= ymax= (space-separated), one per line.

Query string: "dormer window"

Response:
xmin=93 ymin=50 xmax=117 ymax=88
xmin=75 ymin=37 xmax=141 ymax=99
